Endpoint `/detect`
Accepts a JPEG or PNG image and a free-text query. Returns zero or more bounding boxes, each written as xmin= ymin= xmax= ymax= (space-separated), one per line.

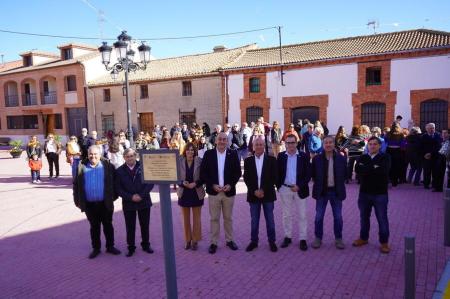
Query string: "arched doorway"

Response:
xmin=246 ymin=106 xmax=263 ymax=124
xmin=291 ymin=106 xmax=319 ymax=125
xmin=361 ymin=102 xmax=386 ymax=129
xmin=420 ymin=99 xmax=448 ymax=132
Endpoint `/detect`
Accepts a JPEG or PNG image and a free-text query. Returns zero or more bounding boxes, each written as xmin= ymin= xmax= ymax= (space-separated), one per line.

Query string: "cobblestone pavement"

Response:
xmin=0 ymin=151 xmax=449 ymax=298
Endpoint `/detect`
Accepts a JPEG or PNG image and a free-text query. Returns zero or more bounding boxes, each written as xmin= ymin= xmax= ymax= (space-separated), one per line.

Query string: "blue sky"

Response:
xmin=0 ymin=0 xmax=449 ymax=62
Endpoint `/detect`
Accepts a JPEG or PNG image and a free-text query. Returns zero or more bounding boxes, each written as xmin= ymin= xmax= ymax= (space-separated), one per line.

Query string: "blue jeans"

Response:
xmin=314 ymin=191 xmax=343 ymax=240
xmin=249 ymin=201 xmax=275 ymax=243
xmin=358 ymin=193 xmax=390 ymax=244
xmin=31 ymin=170 xmax=40 ymax=181
xmin=72 ymin=157 xmax=80 ymax=180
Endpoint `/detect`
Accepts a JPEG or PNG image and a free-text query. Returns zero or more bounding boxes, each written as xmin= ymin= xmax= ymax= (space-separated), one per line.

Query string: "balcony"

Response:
xmin=5 ymin=95 xmax=19 ymax=107
xmin=41 ymin=91 xmax=57 ymax=105
xmin=22 ymin=93 xmax=38 ymax=106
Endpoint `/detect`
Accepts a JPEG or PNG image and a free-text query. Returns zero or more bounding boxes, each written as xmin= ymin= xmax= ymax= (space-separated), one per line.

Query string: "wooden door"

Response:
xmin=139 ymin=112 xmax=154 ymax=133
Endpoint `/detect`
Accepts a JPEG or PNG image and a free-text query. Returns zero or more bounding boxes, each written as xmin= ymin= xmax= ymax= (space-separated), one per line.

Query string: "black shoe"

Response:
xmin=88 ymin=249 xmax=100 ymax=259
xmin=142 ymin=246 xmax=154 ymax=254
xmin=106 ymin=247 xmax=121 ymax=255
xmin=299 ymin=240 xmax=308 ymax=251
xmin=54 ymin=176 xmax=59 ymax=179
xmin=191 ymin=242 xmax=198 ymax=251
xmin=245 ymin=242 xmax=258 ymax=252
xmin=269 ymin=242 xmax=278 ymax=252
xmin=126 ymin=250 xmax=135 ymax=257
xmin=424 ymin=185 xmax=430 ymax=189
xmin=226 ymin=241 xmax=238 ymax=251
xmin=184 ymin=242 xmax=191 ymax=250
xmin=208 ymin=244 xmax=217 ymax=254
xmin=280 ymin=237 xmax=292 ymax=248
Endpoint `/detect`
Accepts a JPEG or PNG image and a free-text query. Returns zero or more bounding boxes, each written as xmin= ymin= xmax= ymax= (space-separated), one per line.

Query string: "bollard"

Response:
xmin=404 ymin=236 xmax=415 ymax=299
xmin=445 ymin=188 xmax=450 ymax=247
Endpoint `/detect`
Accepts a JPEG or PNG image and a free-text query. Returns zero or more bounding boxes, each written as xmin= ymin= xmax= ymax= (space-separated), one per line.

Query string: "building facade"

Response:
xmin=0 ymin=43 xmax=107 ymax=143
xmin=223 ymin=29 xmax=450 ymax=132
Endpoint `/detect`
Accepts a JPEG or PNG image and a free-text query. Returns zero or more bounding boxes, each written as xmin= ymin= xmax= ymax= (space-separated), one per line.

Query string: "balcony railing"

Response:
xmin=41 ymin=91 xmax=57 ymax=105
xmin=5 ymin=94 xmax=19 ymax=107
xmin=22 ymin=93 xmax=38 ymax=106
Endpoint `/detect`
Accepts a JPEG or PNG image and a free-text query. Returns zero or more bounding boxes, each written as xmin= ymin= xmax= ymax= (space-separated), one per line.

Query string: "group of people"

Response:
xmin=24 ymin=115 xmax=450 ymax=259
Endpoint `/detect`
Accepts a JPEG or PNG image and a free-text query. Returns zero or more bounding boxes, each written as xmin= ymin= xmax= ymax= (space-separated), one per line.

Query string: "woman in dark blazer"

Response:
xmin=177 ymin=142 xmax=205 ymax=250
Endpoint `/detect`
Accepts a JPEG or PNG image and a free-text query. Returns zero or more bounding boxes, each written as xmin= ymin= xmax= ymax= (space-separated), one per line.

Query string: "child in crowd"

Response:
xmin=29 ymin=154 xmax=42 ymax=183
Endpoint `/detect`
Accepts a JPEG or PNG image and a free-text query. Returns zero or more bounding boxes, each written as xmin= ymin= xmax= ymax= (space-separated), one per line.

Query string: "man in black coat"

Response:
xmin=200 ymin=132 xmax=242 ymax=254
xmin=276 ymin=134 xmax=311 ymax=251
xmin=115 ymin=148 xmax=154 ymax=257
xmin=78 ymin=128 xmax=90 ymax=160
xmin=243 ymin=136 xmax=278 ymax=252
xmin=420 ymin=123 xmax=443 ymax=192
xmin=354 ymin=136 xmax=391 ymax=254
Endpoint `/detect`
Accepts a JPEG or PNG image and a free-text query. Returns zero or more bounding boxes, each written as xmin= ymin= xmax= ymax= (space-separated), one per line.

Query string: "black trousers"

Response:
xmin=123 ymin=207 xmax=151 ymax=250
xmin=423 ymin=157 xmax=442 ymax=189
xmin=85 ymin=201 xmax=115 ymax=250
xmin=433 ymin=155 xmax=447 ymax=191
xmin=46 ymin=152 xmax=59 ymax=177
xmin=387 ymin=147 xmax=402 ymax=186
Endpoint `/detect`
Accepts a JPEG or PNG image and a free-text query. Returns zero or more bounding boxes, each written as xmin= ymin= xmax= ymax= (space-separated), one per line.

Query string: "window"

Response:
xmin=43 ymin=81 xmax=49 ymax=95
xmin=101 ymin=115 xmax=115 ymax=135
xmin=420 ymin=99 xmax=448 ymax=132
xmin=361 ymin=102 xmax=386 ymax=129
xmin=23 ymin=56 xmax=32 ymax=67
xmin=179 ymin=110 xmax=196 ymax=127
xmin=62 ymin=48 xmax=73 ymax=60
xmin=249 ymin=77 xmax=260 ymax=93
xmin=140 ymin=84 xmax=149 ymax=99
xmin=182 ymin=81 xmax=192 ymax=96
xmin=246 ymin=106 xmax=263 ymax=124
xmin=7 ymin=115 xmax=38 ymax=129
xmin=366 ymin=67 xmax=381 ymax=85
xmin=103 ymin=89 xmax=111 ymax=102
xmin=65 ymin=75 xmax=77 ymax=92
xmin=54 ymin=114 xmax=63 ymax=129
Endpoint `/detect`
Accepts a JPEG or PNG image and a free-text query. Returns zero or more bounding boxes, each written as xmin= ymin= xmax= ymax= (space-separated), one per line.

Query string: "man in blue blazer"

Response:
xmin=200 ymin=132 xmax=242 ymax=254
xmin=311 ymin=136 xmax=347 ymax=250
xmin=276 ymin=134 xmax=311 ymax=251
xmin=115 ymin=148 xmax=154 ymax=257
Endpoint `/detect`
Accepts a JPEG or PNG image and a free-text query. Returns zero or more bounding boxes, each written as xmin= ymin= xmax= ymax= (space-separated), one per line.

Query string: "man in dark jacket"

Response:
xmin=115 ymin=148 xmax=154 ymax=257
xmin=73 ymin=145 xmax=121 ymax=259
xmin=420 ymin=123 xmax=443 ymax=192
xmin=354 ymin=136 xmax=391 ymax=254
xmin=277 ymin=134 xmax=311 ymax=251
xmin=200 ymin=132 xmax=242 ymax=254
xmin=243 ymin=136 xmax=278 ymax=252
xmin=230 ymin=123 xmax=244 ymax=150
xmin=78 ymin=128 xmax=90 ymax=160
xmin=311 ymin=136 xmax=347 ymax=250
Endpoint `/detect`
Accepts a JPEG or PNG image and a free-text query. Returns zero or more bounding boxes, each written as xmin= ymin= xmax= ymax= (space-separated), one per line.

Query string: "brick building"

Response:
xmin=222 ymin=29 xmax=450 ymax=132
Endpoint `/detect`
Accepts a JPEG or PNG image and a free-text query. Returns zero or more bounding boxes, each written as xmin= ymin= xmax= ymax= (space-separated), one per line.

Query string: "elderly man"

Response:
xmin=243 ymin=136 xmax=278 ymax=252
xmin=311 ymin=136 xmax=347 ymax=250
xmin=209 ymin=124 xmax=222 ymax=147
xmin=115 ymin=148 xmax=154 ymax=257
xmin=201 ymin=132 xmax=242 ymax=254
xmin=238 ymin=122 xmax=252 ymax=162
xmin=74 ymin=145 xmax=121 ymax=259
xmin=277 ymin=134 xmax=311 ymax=251
xmin=78 ymin=128 xmax=90 ymax=160
xmin=420 ymin=123 xmax=444 ymax=192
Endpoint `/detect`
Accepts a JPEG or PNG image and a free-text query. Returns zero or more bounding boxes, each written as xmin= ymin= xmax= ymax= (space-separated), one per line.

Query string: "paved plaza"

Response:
xmin=0 ymin=151 xmax=449 ymax=299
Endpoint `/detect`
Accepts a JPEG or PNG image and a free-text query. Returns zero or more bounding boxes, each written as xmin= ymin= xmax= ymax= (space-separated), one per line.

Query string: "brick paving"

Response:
xmin=0 ymin=151 xmax=449 ymax=299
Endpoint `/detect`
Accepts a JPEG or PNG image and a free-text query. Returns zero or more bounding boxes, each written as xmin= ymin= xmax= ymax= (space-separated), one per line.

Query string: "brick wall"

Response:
xmin=240 ymin=73 xmax=270 ymax=123
xmin=282 ymin=95 xmax=329 ymax=127
xmin=410 ymin=88 xmax=450 ymax=128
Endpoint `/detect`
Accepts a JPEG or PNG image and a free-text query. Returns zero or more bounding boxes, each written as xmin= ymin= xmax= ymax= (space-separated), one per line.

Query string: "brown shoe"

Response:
xmin=380 ymin=243 xmax=390 ymax=254
xmin=352 ymin=239 xmax=368 ymax=247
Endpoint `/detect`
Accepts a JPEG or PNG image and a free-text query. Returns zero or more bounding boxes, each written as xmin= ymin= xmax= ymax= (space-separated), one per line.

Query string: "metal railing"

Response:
xmin=41 ymin=91 xmax=57 ymax=105
xmin=22 ymin=93 xmax=38 ymax=106
xmin=4 ymin=94 xmax=19 ymax=107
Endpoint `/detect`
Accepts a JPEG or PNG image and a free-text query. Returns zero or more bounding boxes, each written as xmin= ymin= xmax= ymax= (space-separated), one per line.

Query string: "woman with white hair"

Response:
xmin=309 ymin=127 xmax=323 ymax=159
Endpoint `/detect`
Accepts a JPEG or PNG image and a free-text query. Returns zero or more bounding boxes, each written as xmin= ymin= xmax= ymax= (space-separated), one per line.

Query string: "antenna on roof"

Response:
xmin=367 ymin=19 xmax=379 ymax=34
xmin=0 ymin=53 xmax=4 ymax=65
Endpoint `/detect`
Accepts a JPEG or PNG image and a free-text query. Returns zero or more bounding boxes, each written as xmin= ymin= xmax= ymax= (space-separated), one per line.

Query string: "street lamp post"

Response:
xmin=98 ymin=31 xmax=151 ymax=147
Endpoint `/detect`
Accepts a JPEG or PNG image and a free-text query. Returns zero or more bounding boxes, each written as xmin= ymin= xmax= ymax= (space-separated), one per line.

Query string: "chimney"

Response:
xmin=213 ymin=45 xmax=226 ymax=53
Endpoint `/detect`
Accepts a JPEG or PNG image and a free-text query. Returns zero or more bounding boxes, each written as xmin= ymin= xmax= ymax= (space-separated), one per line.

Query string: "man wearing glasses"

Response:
xmin=276 ymin=134 xmax=311 ymax=251
xmin=201 ymin=132 xmax=242 ymax=254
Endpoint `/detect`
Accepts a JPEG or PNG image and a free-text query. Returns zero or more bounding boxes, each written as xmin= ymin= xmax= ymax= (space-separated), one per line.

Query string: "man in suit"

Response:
xmin=277 ymin=134 xmax=311 ymax=251
xmin=311 ymin=136 xmax=347 ymax=250
xmin=73 ymin=145 xmax=121 ymax=259
xmin=200 ymin=132 xmax=242 ymax=254
xmin=420 ymin=123 xmax=443 ymax=192
xmin=243 ymin=136 xmax=278 ymax=252
xmin=354 ymin=136 xmax=391 ymax=254
xmin=115 ymin=148 xmax=154 ymax=257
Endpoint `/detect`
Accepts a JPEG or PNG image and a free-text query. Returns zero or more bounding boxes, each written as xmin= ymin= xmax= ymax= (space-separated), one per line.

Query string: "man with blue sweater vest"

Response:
xmin=116 ymin=148 xmax=154 ymax=257
xmin=311 ymin=136 xmax=347 ymax=250
xmin=353 ymin=136 xmax=391 ymax=254
xmin=74 ymin=145 xmax=121 ymax=259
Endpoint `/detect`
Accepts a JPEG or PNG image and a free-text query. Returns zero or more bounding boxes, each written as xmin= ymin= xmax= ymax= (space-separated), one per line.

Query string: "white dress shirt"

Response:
xmin=254 ymin=153 xmax=264 ymax=189
xmin=216 ymin=149 xmax=226 ymax=187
